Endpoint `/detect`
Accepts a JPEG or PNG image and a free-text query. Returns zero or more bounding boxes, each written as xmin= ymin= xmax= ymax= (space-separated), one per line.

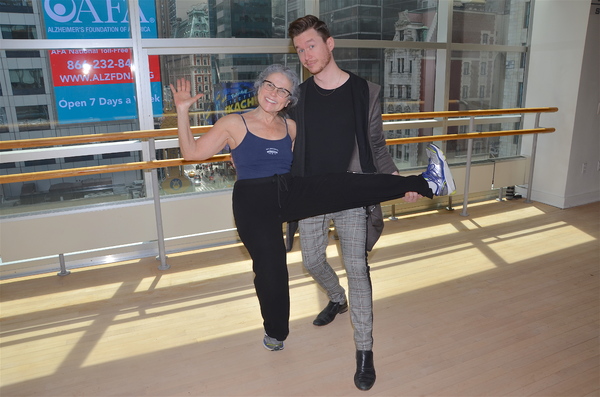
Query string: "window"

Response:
xmin=6 ymin=50 xmax=40 ymax=58
xmin=15 ymin=105 xmax=50 ymax=132
xmin=24 ymin=159 xmax=56 ymax=167
xmin=0 ymin=0 xmax=535 ymax=210
xmin=517 ymin=82 xmax=524 ymax=107
xmin=9 ymin=69 xmax=45 ymax=95
xmin=65 ymin=155 xmax=94 ymax=163
xmin=1 ymin=24 xmax=37 ymax=39
xmin=0 ymin=108 xmax=8 ymax=133
xmin=102 ymin=152 xmax=131 ymax=159
xmin=0 ymin=0 xmax=33 ymax=13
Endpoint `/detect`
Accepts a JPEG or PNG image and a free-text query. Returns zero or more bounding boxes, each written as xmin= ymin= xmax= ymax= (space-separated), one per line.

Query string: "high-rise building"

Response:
xmin=207 ymin=0 xmax=274 ymax=82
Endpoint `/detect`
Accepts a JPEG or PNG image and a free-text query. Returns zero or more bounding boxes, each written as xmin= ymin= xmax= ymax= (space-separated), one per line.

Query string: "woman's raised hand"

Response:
xmin=169 ymin=78 xmax=204 ymax=111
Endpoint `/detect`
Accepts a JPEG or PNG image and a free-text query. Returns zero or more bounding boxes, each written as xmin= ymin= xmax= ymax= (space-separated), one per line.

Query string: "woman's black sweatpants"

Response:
xmin=232 ymin=172 xmax=432 ymax=342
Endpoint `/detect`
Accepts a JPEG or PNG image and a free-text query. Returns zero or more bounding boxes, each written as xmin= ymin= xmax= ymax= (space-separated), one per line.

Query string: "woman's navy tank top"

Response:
xmin=231 ymin=115 xmax=293 ymax=180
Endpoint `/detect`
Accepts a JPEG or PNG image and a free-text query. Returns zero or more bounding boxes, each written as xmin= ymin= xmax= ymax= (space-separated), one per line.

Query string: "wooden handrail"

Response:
xmin=0 ymin=126 xmax=210 ymax=150
xmin=0 ymin=107 xmax=558 ymax=151
xmin=0 ymin=154 xmax=231 ymax=184
xmin=381 ymin=107 xmax=558 ymax=121
xmin=0 ymin=107 xmax=558 ymax=185
xmin=0 ymin=128 xmax=555 ymax=185
xmin=386 ymin=127 xmax=554 ymax=145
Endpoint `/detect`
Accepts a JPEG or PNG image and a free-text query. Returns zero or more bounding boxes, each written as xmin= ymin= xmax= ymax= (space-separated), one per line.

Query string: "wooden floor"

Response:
xmin=1 ymin=199 xmax=598 ymax=397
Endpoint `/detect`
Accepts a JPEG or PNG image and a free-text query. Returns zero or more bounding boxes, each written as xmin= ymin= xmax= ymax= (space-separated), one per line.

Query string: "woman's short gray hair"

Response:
xmin=254 ymin=64 xmax=300 ymax=108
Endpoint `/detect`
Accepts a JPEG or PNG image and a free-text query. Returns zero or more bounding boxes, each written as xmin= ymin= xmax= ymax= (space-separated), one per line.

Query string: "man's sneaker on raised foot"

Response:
xmin=263 ymin=334 xmax=284 ymax=351
xmin=422 ymin=144 xmax=456 ymax=196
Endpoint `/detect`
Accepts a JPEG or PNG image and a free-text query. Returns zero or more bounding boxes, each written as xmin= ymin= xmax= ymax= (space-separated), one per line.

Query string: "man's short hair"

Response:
xmin=288 ymin=14 xmax=331 ymax=42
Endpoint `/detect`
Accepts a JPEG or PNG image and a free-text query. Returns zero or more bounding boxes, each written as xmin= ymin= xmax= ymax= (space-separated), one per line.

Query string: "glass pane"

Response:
xmin=155 ymin=159 xmax=237 ymax=195
xmin=0 ymin=44 xmax=155 ymax=212
xmin=0 ymin=171 xmax=145 ymax=216
xmin=154 ymin=0 xmax=307 ymax=39
xmin=383 ymin=44 xmax=437 ymax=171
xmin=449 ymin=50 xmax=524 ymax=111
xmin=381 ymin=1 xmax=440 ymax=41
xmin=452 ymin=1 xmax=531 ymax=46
xmin=445 ymin=49 xmax=525 ymax=159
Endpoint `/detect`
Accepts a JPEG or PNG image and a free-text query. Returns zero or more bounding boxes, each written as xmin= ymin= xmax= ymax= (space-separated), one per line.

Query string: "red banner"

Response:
xmin=50 ymin=49 xmax=160 ymax=87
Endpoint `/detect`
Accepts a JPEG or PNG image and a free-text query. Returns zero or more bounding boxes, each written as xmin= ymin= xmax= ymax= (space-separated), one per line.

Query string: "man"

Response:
xmin=287 ymin=15 xmax=421 ymax=391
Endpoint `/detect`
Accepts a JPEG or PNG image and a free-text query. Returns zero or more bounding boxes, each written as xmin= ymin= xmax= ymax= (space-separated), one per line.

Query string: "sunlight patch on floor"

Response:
xmin=372 ymin=243 xmax=496 ymax=299
xmin=460 ymin=205 xmax=546 ymax=228
xmin=1 ymin=330 xmax=89 ymax=384
xmin=484 ymin=224 xmax=596 ymax=264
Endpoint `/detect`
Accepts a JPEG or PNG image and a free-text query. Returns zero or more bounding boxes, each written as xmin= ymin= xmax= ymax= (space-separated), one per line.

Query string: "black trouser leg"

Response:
xmin=281 ymin=172 xmax=432 ymax=222
xmin=233 ymin=178 xmax=290 ymax=341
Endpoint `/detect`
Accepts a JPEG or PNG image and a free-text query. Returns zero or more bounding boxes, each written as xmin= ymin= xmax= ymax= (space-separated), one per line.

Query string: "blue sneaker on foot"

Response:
xmin=422 ymin=144 xmax=456 ymax=196
xmin=263 ymin=334 xmax=284 ymax=351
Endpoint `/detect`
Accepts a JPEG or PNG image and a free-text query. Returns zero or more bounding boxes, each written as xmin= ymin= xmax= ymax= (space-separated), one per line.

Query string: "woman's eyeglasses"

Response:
xmin=262 ymin=80 xmax=292 ymax=98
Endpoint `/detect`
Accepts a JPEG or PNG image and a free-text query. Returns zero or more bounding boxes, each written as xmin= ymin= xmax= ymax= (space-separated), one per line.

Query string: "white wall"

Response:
xmin=567 ymin=3 xmax=600 ymax=206
xmin=523 ymin=0 xmax=600 ymax=208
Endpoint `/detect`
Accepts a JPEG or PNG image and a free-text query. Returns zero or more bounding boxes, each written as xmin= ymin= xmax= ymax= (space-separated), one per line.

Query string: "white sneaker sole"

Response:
xmin=428 ymin=144 xmax=456 ymax=195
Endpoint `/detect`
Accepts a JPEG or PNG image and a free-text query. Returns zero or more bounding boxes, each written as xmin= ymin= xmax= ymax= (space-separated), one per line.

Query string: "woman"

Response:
xmin=171 ymin=64 xmax=453 ymax=351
